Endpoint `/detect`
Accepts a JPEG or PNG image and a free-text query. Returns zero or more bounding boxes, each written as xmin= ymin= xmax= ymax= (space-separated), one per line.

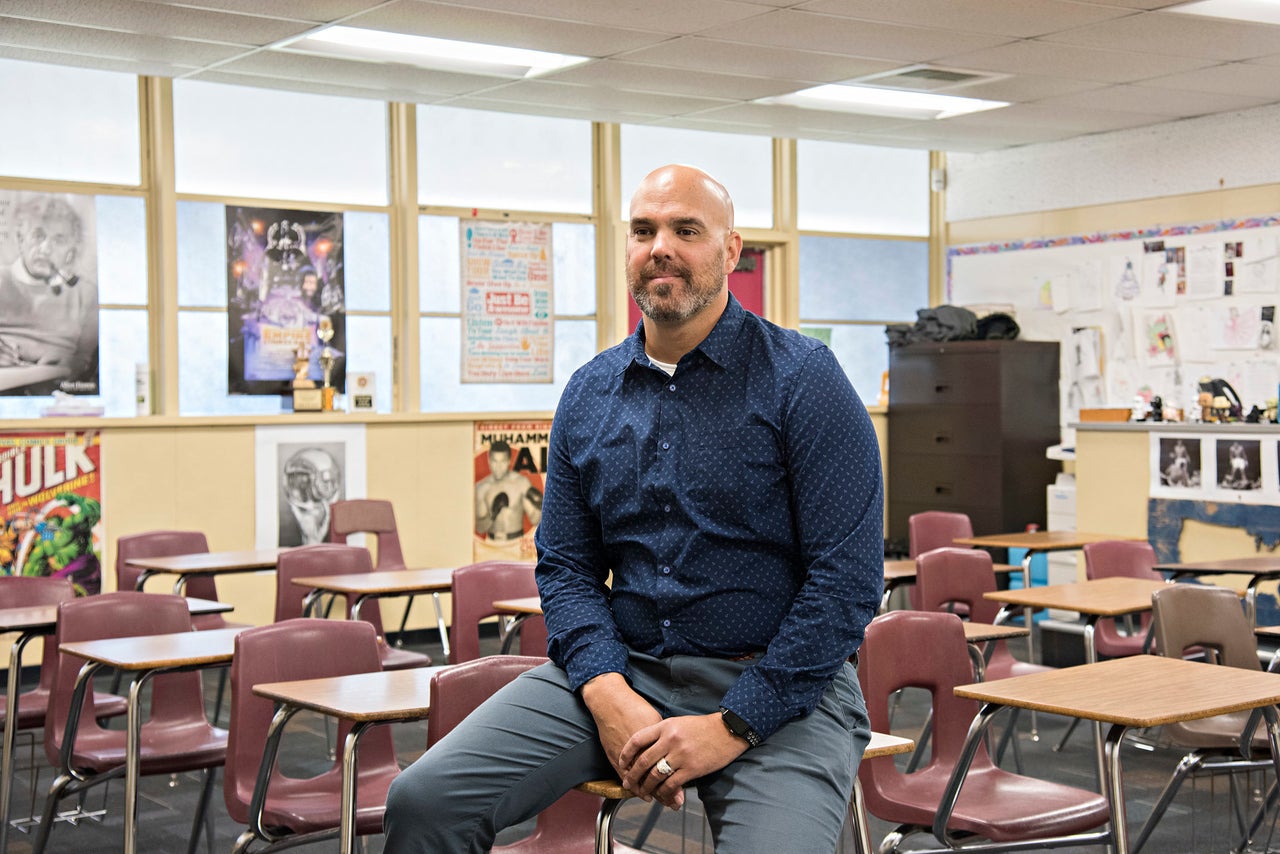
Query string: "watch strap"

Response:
xmin=720 ymin=707 xmax=761 ymax=748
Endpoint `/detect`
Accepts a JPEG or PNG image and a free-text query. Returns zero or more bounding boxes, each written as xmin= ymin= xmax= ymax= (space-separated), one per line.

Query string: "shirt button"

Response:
xmin=662 ymin=619 xmax=671 ymax=627
xmin=663 ymin=504 xmax=672 ymax=513
xmin=661 ymin=441 xmax=670 ymax=450
xmin=668 ymin=384 xmax=676 ymax=392
xmin=661 ymin=566 xmax=671 ymax=574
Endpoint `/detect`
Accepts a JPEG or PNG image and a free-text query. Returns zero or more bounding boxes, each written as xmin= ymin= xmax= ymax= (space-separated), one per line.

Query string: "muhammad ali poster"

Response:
xmin=227 ymin=205 xmax=346 ymax=396
xmin=253 ymin=424 xmax=366 ymax=549
xmin=0 ymin=191 xmax=100 ymax=396
xmin=473 ymin=420 xmax=549 ymax=563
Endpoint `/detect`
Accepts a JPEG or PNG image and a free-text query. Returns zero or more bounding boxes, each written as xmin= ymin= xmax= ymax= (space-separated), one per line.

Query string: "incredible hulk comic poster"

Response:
xmin=0 ymin=431 xmax=103 ymax=595
xmin=226 ymin=205 xmax=346 ymax=396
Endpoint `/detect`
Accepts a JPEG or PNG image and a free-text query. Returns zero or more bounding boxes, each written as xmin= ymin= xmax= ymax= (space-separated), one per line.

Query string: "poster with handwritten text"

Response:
xmin=461 ymin=221 xmax=553 ymax=384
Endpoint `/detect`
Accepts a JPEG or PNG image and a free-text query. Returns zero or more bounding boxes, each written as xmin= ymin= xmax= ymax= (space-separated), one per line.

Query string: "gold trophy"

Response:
xmin=290 ymin=342 xmax=321 ymax=412
xmin=317 ymin=316 xmax=337 ymax=412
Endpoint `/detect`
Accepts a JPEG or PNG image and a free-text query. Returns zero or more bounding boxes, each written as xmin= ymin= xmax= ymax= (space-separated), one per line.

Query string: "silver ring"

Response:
xmin=655 ymin=757 xmax=675 ymax=776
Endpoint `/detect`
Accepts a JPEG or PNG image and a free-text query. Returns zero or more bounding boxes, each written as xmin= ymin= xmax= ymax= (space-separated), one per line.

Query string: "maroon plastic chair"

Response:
xmin=857 ymin=610 xmax=1109 ymax=853
xmin=0 ymin=576 xmax=126 ymax=731
xmin=1083 ymin=540 xmax=1162 ymax=658
xmin=225 ymin=619 xmax=400 ymax=854
xmin=427 ymin=656 xmax=641 ymax=854
xmin=908 ymin=511 xmax=974 ymax=612
xmin=116 ymin=530 xmax=241 ymax=631
xmin=449 ymin=561 xmax=547 ymax=663
xmin=274 ymin=543 xmax=431 ymax=671
xmin=33 ymin=591 xmax=226 ymax=854
xmin=329 ymin=499 xmax=419 ymax=640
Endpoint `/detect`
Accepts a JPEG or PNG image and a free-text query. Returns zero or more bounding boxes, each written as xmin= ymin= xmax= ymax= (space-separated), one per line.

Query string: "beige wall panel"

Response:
xmin=1074 ymin=430 xmax=1147 ymax=539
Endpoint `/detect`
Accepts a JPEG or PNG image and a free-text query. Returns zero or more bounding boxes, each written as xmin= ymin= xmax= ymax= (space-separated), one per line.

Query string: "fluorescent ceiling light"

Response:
xmin=760 ymin=84 xmax=1008 ymax=121
xmin=286 ymin=26 xmax=588 ymax=78
xmin=1167 ymin=0 xmax=1280 ymax=25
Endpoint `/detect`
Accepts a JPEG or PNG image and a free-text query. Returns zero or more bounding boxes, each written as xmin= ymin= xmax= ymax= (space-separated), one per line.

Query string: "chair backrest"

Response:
xmin=224 ymin=618 xmax=393 ymax=824
xmin=115 ymin=530 xmax=225 ymax=616
xmin=427 ymin=654 xmax=547 ymax=745
xmin=329 ymin=499 xmax=405 ymax=571
xmin=857 ymin=611 xmax=994 ymax=812
xmin=44 ymin=591 xmax=199 ymax=765
xmin=449 ymin=561 xmax=546 ymax=664
xmin=908 ymin=512 xmax=974 ymax=559
xmin=914 ymin=547 xmax=1000 ymax=624
xmin=1152 ymin=584 xmax=1258 ymax=671
xmin=0 ymin=576 xmax=76 ymax=695
xmin=273 ymin=543 xmax=386 ymax=634
xmin=1083 ymin=540 xmax=1161 ymax=582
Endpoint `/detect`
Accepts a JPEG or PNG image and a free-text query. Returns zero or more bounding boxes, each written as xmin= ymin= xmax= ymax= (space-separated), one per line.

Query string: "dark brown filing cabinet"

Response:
xmin=887 ymin=339 xmax=1060 ymax=548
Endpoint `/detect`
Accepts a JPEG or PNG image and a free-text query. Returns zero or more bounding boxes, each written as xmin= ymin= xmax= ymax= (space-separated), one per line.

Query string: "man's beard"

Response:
xmin=627 ymin=253 xmax=724 ymax=323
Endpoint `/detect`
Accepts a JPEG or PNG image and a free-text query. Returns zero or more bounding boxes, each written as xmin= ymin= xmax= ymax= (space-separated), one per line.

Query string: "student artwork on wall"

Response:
xmin=0 ymin=191 xmax=100 ymax=396
xmin=0 ymin=431 xmax=103 ymax=595
xmin=254 ymin=424 xmax=366 ymax=549
xmin=227 ymin=206 xmax=345 ymax=395
xmin=1149 ymin=432 xmax=1279 ymax=505
xmin=950 ymin=214 xmax=1280 ymax=430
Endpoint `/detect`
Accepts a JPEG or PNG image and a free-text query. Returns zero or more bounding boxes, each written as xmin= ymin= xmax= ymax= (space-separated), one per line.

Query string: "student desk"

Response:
xmin=881 ymin=558 xmax=1018 ymax=614
xmin=252 ymin=666 xmax=447 ymax=854
xmin=291 ymin=567 xmax=455 ymax=658
xmin=0 ymin=597 xmax=230 ymax=852
xmin=953 ymin=655 xmax=1280 ymax=854
xmin=492 ymin=596 xmax=543 ymax=654
xmin=129 ymin=547 xmax=289 ymax=594
xmin=58 ymin=626 xmax=245 ymax=854
xmin=1156 ymin=555 xmax=1280 ymax=627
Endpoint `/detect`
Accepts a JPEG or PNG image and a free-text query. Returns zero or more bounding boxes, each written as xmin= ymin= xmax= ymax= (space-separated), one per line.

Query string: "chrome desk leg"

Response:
xmin=1 ymin=632 xmax=37 ymax=854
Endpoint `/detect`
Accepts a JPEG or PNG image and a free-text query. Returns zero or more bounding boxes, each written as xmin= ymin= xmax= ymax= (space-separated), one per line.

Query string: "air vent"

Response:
xmin=851 ymin=65 xmax=1007 ymax=93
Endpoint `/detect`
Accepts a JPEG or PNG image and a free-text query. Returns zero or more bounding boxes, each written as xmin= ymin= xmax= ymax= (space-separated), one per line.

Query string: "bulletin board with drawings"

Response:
xmin=947 ymin=213 xmax=1280 ymax=432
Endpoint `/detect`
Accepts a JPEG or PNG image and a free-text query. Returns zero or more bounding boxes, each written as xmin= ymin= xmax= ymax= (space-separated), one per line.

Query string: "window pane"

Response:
xmin=420 ymin=215 xmax=461 ymax=313
xmin=0 ymin=58 xmax=140 ymax=185
xmin=177 ymin=201 xmax=227 ymax=307
xmin=420 ymin=318 xmax=594 ymax=412
xmin=345 ymin=315 xmax=392 ymax=413
xmin=97 ymin=195 xmax=148 ymax=305
xmin=178 ymin=311 xmax=282 ymax=416
xmin=344 ymin=212 xmax=391 ymax=312
xmin=553 ymin=223 xmax=595 ymax=315
xmin=798 ymin=140 xmax=928 ymax=236
xmin=799 ymin=236 xmax=927 ymax=321
xmin=418 ymin=106 xmax=592 ymax=214
xmin=621 ymin=126 xmax=772 ymax=229
xmin=100 ymin=309 xmax=149 ymax=415
xmin=174 ymin=80 xmax=388 ymax=205
xmin=813 ymin=324 xmax=888 ymax=407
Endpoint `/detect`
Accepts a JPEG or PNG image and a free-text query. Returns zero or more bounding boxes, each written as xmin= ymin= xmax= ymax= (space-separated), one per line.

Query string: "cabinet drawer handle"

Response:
xmin=933 ymin=432 xmax=951 ymax=444
xmin=934 ymin=484 xmax=953 ymax=496
xmin=934 ymin=384 xmax=949 ymax=394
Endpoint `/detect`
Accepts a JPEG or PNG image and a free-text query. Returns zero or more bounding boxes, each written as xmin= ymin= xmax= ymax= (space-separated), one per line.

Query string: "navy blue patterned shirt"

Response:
xmin=535 ymin=294 xmax=883 ymax=740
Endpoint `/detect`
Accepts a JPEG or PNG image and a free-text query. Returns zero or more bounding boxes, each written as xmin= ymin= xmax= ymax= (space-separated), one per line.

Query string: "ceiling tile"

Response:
xmin=1 ymin=0 xmax=307 ymax=46
xmin=615 ymin=36 xmax=900 ymax=83
xmin=346 ymin=0 xmax=662 ymax=56
xmin=142 ymin=0 xmax=385 ymax=20
xmin=686 ymin=102 xmax=911 ymax=134
xmin=863 ymin=123 xmax=1078 ymax=148
xmin=422 ymin=0 xmax=769 ymax=34
xmin=1040 ymin=9 xmax=1280 ymax=61
xmin=702 ymin=9 xmax=1015 ymax=60
xmin=467 ymin=79 xmax=734 ymax=115
xmin=545 ymin=59 xmax=808 ymax=100
xmin=445 ymin=95 xmax=664 ymax=124
xmin=942 ymin=101 xmax=1169 ymax=133
xmin=1036 ymin=82 xmax=1271 ymax=115
xmin=0 ymin=44 xmax=202 ymax=78
xmin=951 ymin=73 xmax=1105 ymax=103
xmin=0 ymin=17 xmax=251 ymax=65
xmin=1141 ymin=62 xmax=1280 ymax=98
xmin=941 ymin=38 xmax=1216 ymax=82
xmin=795 ymin=0 xmax=1135 ymax=39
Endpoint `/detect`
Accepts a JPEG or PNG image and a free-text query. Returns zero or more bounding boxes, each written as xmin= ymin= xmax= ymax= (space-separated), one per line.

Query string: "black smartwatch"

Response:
xmin=720 ymin=707 xmax=761 ymax=748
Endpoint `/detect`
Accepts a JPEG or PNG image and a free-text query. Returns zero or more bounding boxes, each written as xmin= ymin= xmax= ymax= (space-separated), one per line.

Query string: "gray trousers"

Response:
xmin=383 ymin=651 xmax=870 ymax=854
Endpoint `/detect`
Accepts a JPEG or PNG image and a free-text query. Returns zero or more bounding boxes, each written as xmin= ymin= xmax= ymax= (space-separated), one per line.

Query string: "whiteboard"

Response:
xmin=948 ymin=214 xmax=1280 ymax=427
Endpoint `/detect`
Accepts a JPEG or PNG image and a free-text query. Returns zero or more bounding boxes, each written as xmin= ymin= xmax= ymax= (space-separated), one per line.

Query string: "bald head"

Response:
xmin=630 ymin=165 xmax=735 ymax=234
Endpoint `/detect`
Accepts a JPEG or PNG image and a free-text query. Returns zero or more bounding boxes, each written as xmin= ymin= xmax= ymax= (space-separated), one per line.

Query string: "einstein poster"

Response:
xmin=227 ymin=205 xmax=346 ymax=396
xmin=473 ymin=420 xmax=549 ymax=562
xmin=254 ymin=424 xmax=366 ymax=549
xmin=0 ymin=191 xmax=99 ymax=396
xmin=0 ymin=431 xmax=103 ymax=595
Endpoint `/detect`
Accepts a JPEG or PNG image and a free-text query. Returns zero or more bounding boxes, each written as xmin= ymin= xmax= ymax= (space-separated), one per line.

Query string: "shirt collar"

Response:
xmin=614 ymin=292 xmax=748 ymax=376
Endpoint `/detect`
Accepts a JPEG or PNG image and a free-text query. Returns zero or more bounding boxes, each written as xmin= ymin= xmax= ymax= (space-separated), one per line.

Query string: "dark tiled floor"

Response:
xmin=5 ymin=628 xmax=1280 ymax=853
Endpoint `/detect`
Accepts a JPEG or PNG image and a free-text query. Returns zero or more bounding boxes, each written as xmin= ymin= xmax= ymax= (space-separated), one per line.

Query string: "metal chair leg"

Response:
xmin=186 ymin=767 xmax=218 ymax=854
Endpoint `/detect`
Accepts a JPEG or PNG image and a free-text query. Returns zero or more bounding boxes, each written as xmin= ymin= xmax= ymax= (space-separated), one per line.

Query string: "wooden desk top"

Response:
xmin=0 ymin=597 xmax=230 ymax=633
xmin=883 ymin=559 xmax=1017 ymax=582
xmin=953 ymin=531 xmax=1142 ymax=551
xmin=290 ymin=567 xmax=454 ymax=596
xmin=253 ymin=666 xmax=449 ymax=722
xmin=1156 ymin=556 xmax=1280 ymax=575
xmin=984 ymin=577 xmax=1168 ymax=616
xmin=963 ymin=621 xmax=1031 ymax=643
xmin=493 ymin=596 xmax=542 ymax=615
xmin=956 ymin=654 xmax=1280 ymax=728
xmin=127 ymin=548 xmax=287 ymax=573
xmin=1255 ymin=625 xmax=1280 ymax=640
xmin=60 ymin=627 xmax=244 ymax=670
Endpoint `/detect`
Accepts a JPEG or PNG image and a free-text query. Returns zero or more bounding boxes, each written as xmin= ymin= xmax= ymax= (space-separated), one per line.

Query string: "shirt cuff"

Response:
xmin=563 ymin=639 xmax=631 ymax=692
xmin=719 ymin=665 xmax=793 ymax=741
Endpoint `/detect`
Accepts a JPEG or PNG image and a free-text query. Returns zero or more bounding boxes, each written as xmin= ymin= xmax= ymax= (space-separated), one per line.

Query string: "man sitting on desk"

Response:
xmin=384 ymin=164 xmax=883 ymax=853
